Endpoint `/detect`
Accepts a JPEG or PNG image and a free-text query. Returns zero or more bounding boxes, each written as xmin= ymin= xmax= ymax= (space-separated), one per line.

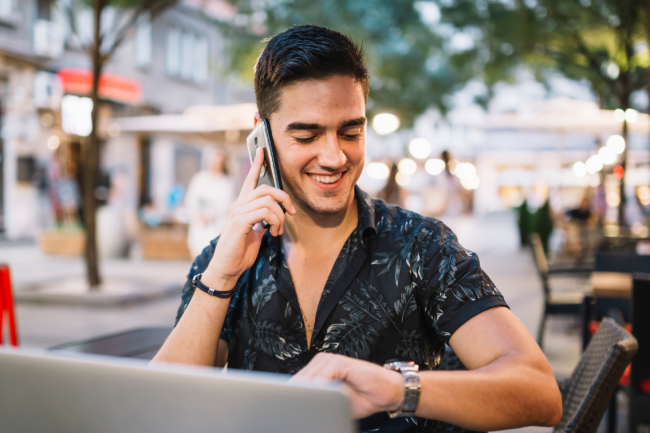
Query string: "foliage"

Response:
xmin=221 ymin=0 xmax=484 ymax=127
xmin=437 ymin=0 xmax=648 ymax=110
xmin=534 ymin=199 xmax=554 ymax=254
xmin=517 ymin=199 xmax=553 ymax=253
xmin=517 ymin=199 xmax=531 ymax=247
xmin=216 ymin=0 xmax=647 ymax=125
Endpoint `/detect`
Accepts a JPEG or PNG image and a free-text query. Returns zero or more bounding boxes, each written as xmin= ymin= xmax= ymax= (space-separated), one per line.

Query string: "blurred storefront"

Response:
xmin=0 ymin=1 xmax=254 ymax=256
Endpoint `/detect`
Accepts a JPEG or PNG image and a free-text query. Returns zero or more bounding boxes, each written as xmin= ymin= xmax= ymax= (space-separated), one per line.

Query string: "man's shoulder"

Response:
xmin=371 ymin=197 xmax=450 ymax=237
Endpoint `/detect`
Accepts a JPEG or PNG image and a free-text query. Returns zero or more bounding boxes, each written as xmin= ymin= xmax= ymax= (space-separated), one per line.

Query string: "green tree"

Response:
xmin=222 ymin=0 xmax=484 ymax=127
xmin=437 ymin=0 xmax=648 ymax=225
xmin=60 ymin=0 xmax=177 ymax=288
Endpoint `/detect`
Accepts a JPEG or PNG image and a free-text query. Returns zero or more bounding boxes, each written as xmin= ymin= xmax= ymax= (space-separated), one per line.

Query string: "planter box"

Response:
xmin=141 ymin=226 xmax=191 ymax=260
xmin=40 ymin=231 xmax=85 ymax=256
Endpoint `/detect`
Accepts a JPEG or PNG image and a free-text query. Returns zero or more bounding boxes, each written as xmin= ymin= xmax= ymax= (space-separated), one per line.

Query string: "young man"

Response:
xmin=153 ymin=25 xmax=562 ymax=432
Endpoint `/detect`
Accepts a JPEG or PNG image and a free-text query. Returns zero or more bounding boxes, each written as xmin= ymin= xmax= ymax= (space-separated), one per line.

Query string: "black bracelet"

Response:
xmin=192 ymin=273 xmax=237 ymax=298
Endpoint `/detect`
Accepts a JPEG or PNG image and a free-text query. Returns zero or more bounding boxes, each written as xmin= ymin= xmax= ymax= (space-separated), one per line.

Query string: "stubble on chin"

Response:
xmin=290 ymin=186 xmax=352 ymax=216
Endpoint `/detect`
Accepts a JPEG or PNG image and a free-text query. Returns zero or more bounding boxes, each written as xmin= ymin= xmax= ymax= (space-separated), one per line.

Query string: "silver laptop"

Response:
xmin=0 ymin=348 xmax=354 ymax=433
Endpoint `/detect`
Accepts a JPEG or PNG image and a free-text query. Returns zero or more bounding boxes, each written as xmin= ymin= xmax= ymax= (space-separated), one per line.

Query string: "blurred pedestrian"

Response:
xmin=185 ymin=149 xmax=236 ymax=257
xmin=437 ymin=150 xmax=465 ymax=217
xmin=377 ymin=162 xmax=401 ymax=205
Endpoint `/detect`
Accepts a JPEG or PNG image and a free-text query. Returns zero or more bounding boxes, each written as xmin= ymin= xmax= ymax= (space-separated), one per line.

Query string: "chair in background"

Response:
xmin=441 ymin=319 xmax=637 ymax=433
xmin=530 ymin=233 xmax=589 ymax=347
xmin=555 ymin=318 xmax=637 ymax=433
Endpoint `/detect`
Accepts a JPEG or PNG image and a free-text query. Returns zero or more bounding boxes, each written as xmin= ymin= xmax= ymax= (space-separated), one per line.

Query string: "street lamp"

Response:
xmin=372 ymin=113 xmax=400 ymax=135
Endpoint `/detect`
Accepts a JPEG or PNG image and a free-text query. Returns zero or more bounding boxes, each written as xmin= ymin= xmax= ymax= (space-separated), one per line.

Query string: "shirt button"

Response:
xmin=299 ymin=322 xmax=303 ymax=329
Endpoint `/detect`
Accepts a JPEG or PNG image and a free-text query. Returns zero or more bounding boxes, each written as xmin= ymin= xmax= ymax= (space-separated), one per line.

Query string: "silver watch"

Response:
xmin=383 ymin=361 xmax=421 ymax=418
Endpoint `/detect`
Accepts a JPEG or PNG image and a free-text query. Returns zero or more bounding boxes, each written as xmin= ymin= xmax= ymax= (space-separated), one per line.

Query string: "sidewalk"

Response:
xmin=0 ymin=242 xmax=190 ymax=348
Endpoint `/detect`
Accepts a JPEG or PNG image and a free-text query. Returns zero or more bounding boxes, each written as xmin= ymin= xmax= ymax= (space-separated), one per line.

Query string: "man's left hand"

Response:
xmin=293 ymin=353 xmax=405 ymax=419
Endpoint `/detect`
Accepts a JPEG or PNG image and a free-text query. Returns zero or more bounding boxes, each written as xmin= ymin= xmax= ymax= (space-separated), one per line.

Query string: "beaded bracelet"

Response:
xmin=192 ymin=273 xmax=237 ymax=298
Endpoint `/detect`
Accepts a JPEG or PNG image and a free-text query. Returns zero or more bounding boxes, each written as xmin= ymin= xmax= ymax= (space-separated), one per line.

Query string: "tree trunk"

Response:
xmin=83 ymin=0 xmax=106 ymax=289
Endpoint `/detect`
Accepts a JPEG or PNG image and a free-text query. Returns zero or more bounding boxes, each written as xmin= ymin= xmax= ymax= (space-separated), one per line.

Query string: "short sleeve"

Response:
xmin=420 ymin=223 xmax=508 ymax=345
xmin=174 ymin=236 xmax=233 ymax=342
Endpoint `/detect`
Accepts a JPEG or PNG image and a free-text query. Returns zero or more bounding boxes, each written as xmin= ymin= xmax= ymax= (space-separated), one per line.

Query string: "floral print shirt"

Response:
xmin=176 ymin=186 xmax=508 ymax=433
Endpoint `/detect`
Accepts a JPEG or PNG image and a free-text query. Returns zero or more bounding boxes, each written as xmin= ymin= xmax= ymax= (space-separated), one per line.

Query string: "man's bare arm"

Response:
xmin=152 ymin=146 xmax=295 ymax=367
xmin=415 ymin=307 xmax=562 ymax=430
xmin=294 ymin=307 xmax=562 ymax=430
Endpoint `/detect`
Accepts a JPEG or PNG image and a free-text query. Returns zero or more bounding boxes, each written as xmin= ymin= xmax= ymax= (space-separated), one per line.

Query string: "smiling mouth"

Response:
xmin=307 ymin=173 xmax=344 ymax=184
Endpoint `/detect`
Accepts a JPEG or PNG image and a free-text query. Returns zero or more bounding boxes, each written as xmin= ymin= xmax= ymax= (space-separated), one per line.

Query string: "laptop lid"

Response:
xmin=0 ymin=348 xmax=354 ymax=433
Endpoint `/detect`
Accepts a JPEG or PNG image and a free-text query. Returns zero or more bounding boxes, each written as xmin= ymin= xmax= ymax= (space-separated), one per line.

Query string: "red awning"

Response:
xmin=57 ymin=68 xmax=142 ymax=105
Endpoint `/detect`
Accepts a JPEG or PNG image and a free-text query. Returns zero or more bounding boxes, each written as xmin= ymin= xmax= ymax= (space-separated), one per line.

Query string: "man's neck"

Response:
xmin=283 ymin=193 xmax=358 ymax=255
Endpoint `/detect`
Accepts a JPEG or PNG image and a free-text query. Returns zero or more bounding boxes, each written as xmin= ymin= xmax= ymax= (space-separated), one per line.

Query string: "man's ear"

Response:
xmin=253 ymin=112 xmax=262 ymax=126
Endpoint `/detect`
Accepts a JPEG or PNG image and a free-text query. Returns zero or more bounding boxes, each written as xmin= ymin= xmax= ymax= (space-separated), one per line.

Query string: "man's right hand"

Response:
xmin=202 ymin=148 xmax=296 ymax=288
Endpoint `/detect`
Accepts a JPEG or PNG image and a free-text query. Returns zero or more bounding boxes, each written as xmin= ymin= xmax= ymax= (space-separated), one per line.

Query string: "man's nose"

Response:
xmin=317 ymin=132 xmax=347 ymax=169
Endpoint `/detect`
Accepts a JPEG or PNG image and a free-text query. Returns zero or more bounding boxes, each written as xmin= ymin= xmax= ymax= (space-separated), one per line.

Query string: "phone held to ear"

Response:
xmin=246 ymin=119 xmax=286 ymax=229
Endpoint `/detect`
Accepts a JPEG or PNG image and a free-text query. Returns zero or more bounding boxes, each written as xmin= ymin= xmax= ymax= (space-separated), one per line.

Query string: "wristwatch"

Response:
xmin=383 ymin=361 xmax=421 ymax=418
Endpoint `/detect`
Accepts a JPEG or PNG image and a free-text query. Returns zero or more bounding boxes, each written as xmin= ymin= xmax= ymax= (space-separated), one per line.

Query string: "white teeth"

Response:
xmin=309 ymin=173 xmax=343 ymax=184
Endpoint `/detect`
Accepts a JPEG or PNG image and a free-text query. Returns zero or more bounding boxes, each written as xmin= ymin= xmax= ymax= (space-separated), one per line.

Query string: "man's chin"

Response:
xmin=301 ymin=198 xmax=349 ymax=216
xmin=295 ymin=188 xmax=353 ymax=216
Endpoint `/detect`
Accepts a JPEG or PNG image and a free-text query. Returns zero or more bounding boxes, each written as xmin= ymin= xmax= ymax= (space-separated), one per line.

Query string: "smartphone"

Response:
xmin=246 ymin=119 xmax=285 ymax=227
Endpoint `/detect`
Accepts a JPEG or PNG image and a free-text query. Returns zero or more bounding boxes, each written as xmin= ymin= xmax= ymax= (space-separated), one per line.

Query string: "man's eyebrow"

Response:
xmin=339 ymin=117 xmax=367 ymax=128
xmin=285 ymin=122 xmax=323 ymax=131
xmin=284 ymin=117 xmax=367 ymax=132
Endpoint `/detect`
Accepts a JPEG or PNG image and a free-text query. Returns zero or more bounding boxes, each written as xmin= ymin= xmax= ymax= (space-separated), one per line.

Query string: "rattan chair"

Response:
xmin=440 ymin=318 xmax=636 ymax=433
xmin=530 ymin=233 xmax=588 ymax=346
xmin=555 ymin=318 xmax=638 ymax=433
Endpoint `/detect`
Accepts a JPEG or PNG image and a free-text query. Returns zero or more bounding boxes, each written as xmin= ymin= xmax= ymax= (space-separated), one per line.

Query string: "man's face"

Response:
xmin=266 ymin=75 xmax=366 ymax=216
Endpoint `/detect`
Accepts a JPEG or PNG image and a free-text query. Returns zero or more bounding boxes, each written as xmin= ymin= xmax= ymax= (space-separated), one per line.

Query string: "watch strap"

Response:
xmin=384 ymin=361 xmax=421 ymax=418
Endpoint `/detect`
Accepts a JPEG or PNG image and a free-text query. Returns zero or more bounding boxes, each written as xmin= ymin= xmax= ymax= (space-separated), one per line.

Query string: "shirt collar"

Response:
xmin=264 ymin=185 xmax=378 ymax=258
xmin=354 ymin=185 xmax=377 ymax=241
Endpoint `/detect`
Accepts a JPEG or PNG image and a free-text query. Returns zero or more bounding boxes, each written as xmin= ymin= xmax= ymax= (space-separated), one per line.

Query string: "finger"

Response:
xmin=236 ymin=196 xmax=286 ymax=235
xmin=240 ymin=207 xmax=281 ymax=236
xmin=295 ymin=354 xmax=339 ymax=379
xmin=240 ymin=184 xmax=297 ymax=215
xmin=240 ymin=147 xmax=265 ymax=198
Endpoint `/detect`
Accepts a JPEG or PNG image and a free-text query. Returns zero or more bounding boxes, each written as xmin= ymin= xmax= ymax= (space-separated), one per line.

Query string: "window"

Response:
xmin=165 ymin=27 xmax=181 ymax=76
xmin=193 ymin=35 xmax=209 ymax=83
xmin=180 ymin=31 xmax=195 ymax=81
xmin=166 ymin=27 xmax=210 ymax=82
xmin=0 ymin=0 xmax=14 ymax=19
xmin=134 ymin=13 xmax=152 ymax=68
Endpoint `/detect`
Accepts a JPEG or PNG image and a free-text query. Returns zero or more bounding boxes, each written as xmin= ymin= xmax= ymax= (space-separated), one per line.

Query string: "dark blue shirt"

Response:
xmin=176 ymin=186 xmax=507 ymax=432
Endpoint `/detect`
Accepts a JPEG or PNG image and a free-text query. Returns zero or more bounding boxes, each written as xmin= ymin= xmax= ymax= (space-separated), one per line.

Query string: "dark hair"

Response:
xmin=254 ymin=25 xmax=369 ymax=119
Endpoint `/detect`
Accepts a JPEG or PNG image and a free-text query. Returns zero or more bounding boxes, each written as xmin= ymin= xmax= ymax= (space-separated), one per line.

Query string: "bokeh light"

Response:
xmin=460 ymin=175 xmax=480 ymax=190
xmin=598 ymin=146 xmax=616 ymax=165
xmin=606 ymin=191 xmax=620 ymax=208
xmin=606 ymin=135 xmax=626 ymax=154
xmin=454 ymin=162 xmax=476 ymax=179
xmin=398 ymin=158 xmax=417 ymax=175
xmin=585 ymin=155 xmax=603 ymax=174
xmin=614 ymin=109 xmax=626 ymax=122
xmin=572 ymin=161 xmax=587 ymax=177
xmin=425 ymin=158 xmax=445 ymax=175
xmin=408 ymin=138 xmax=431 ymax=159
xmin=366 ymin=162 xmax=390 ymax=180
xmin=395 ymin=171 xmax=411 ymax=186
xmin=625 ymin=108 xmax=638 ymax=123
xmin=372 ymin=113 xmax=400 ymax=135
xmin=47 ymin=135 xmax=60 ymax=150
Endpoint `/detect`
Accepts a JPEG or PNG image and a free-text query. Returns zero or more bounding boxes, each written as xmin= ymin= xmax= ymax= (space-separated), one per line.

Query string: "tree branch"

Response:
xmin=56 ymin=1 xmax=93 ymax=56
xmin=102 ymin=0 xmax=178 ymax=59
